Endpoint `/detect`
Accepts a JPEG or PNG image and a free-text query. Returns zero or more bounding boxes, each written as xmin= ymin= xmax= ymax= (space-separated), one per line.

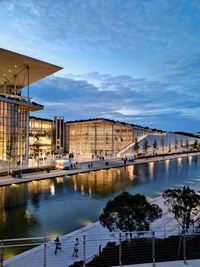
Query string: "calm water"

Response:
xmin=1 ymin=156 xmax=200 ymax=240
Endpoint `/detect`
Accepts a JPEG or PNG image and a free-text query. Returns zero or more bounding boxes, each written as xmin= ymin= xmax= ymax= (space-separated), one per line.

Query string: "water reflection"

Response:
xmin=0 ymin=156 xmax=200 ymax=242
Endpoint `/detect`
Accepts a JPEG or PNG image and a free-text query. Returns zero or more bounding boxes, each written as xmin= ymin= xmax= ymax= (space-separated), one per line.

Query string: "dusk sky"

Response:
xmin=0 ymin=0 xmax=200 ymax=132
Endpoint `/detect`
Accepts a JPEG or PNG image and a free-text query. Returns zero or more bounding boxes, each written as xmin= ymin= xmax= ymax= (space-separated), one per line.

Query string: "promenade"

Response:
xmin=0 ymin=152 xmax=200 ymax=187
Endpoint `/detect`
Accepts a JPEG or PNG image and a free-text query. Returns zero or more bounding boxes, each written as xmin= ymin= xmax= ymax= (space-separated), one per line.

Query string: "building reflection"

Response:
xmin=0 ymin=184 xmax=38 ymax=239
xmin=68 ymin=167 xmax=134 ymax=197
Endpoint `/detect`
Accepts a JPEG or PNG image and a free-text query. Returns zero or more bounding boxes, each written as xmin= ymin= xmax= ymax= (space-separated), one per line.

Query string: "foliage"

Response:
xmin=168 ymin=142 xmax=171 ymax=152
xmin=153 ymin=140 xmax=158 ymax=154
xmin=161 ymin=138 xmax=165 ymax=152
xmin=174 ymin=138 xmax=178 ymax=150
xmin=190 ymin=140 xmax=199 ymax=151
xmin=142 ymin=139 xmax=149 ymax=154
xmin=99 ymin=192 xmax=162 ymax=232
xmin=162 ymin=186 xmax=200 ymax=230
xmin=133 ymin=138 xmax=140 ymax=155
xmin=185 ymin=139 xmax=189 ymax=149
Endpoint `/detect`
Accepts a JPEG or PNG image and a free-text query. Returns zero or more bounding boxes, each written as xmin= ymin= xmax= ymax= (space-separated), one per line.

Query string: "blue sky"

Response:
xmin=0 ymin=0 xmax=200 ymax=131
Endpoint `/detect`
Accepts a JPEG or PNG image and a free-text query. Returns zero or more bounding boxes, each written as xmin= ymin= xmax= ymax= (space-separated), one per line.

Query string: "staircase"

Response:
xmin=117 ymin=135 xmax=147 ymax=158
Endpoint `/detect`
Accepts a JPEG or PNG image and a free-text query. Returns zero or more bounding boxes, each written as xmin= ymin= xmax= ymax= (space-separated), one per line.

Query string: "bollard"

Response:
xmin=83 ymin=235 xmax=86 ymax=267
xmin=119 ymin=233 xmax=122 ymax=267
xmin=152 ymin=231 xmax=155 ymax=267
xmin=44 ymin=241 xmax=47 ymax=267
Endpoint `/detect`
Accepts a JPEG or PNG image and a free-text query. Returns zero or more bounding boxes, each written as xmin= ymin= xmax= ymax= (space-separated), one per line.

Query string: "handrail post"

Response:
xmin=183 ymin=234 xmax=186 ymax=264
xmin=83 ymin=235 xmax=86 ymax=267
xmin=152 ymin=231 xmax=155 ymax=267
xmin=119 ymin=233 xmax=122 ymax=267
xmin=0 ymin=240 xmax=3 ymax=267
xmin=44 ymin=238 xmax=47 ymax=267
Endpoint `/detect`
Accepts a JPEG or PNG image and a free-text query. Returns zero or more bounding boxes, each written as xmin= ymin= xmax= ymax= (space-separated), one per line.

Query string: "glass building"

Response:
xmin=29 ymin=117 xmax=53 ymax=159
xmin=0 ymin=48 xmax=62 ymax=166
xmin=65 ymin=119 xmax=146 ymax=157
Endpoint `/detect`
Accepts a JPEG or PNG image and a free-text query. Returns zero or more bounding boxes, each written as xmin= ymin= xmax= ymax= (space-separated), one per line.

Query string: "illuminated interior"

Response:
xmin=29 ymin=117 xmax=53 ymax=158
xmin=66 ymin=119 xmax=134 ymax=156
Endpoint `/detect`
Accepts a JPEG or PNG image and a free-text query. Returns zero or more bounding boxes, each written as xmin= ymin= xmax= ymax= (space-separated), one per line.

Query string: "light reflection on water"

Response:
xmin=0 ymin=156 xmax=200 ymax=241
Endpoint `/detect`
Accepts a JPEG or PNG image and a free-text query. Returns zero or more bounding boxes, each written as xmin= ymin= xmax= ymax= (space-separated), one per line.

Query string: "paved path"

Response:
xmin=0 ymin=152 xmax=200 ymax=187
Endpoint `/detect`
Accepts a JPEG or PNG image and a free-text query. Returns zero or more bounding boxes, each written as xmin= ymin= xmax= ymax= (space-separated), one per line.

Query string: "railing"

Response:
xmin=0 ymin=93 xmax=30 ymax=102
xmin=2 ymin=228 xmax=200 ymax=267
xmin=117 ymin=135 xmax=148 ymax=157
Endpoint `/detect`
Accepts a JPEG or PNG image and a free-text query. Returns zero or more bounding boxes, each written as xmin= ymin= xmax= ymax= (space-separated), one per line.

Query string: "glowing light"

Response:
xmin=50 ymin=184 xmax=55 ymax=195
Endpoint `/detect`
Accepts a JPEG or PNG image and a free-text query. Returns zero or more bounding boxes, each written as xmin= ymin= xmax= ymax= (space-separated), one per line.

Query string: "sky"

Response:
xmin=0 ymin=0 xmax=200 ymax=132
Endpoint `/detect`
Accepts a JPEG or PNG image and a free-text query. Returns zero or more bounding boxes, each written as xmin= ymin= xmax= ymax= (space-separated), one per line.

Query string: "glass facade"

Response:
xmin=29 ymin=118 xmax=53 ymax=158
xmin=66 ymin=120 xmax=134 ymax=157
xmin=0 ymin=101 xmax=28 ymax=162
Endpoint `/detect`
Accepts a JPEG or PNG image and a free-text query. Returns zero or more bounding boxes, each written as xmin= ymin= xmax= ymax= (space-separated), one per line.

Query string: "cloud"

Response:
xmin=31 ymin=70 xmax=200 ymax=132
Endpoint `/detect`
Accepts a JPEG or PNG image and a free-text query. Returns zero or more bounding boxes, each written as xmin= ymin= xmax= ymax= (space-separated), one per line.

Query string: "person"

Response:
xmin=72 ymin=238 xmax=79 ymax=257
xmin=54 ymin=236 xmax=61 ymax=254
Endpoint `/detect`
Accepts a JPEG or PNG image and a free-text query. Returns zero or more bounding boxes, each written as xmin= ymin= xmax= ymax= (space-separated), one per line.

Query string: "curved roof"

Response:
xmin=0 ymin=48 xmax=62 ymax=90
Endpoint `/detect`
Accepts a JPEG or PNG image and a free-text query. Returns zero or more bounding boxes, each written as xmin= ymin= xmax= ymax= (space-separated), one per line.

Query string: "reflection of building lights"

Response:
xmin=189 ymin=156 xmax=192 ymax=166
xmin=148 ymin=162 xmax=154 ymax=179
xmin=11 ymin=184 xmax=18 ymax=187
xmin=165 ymin=159 xmax=169 ymax=172
xmin=178 ymin=157 xmax=182 ymax=167
xmin=74 ymin=182 xmax=77 ymax=192
xmin=80 ymin=219 xmax=93 ymax=226
xmin=89 ymin=187 xmax=92 ymax=196
xmin=81 ymin=184 xmax=84 ymax=194
xmin=56 ymin=177 xmax=64 ymax=183
xmin=50 ymin=184 xmax=55 ymax=195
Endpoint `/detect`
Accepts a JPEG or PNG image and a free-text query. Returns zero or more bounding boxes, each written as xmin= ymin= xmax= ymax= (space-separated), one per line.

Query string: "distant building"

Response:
xmin=65 ymin=118 xmax=164 ymax=157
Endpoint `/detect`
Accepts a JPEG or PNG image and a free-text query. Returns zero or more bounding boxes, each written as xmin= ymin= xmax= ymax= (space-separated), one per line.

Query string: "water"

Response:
xmin=1 ymin=156 xmax=200 ymax=240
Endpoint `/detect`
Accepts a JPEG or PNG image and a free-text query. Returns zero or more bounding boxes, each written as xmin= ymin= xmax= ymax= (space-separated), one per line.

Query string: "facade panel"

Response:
xmin=0 ymin=102 xmax=28 ymax=163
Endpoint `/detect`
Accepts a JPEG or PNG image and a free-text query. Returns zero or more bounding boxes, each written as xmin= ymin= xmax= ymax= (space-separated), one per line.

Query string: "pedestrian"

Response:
xmin=90 ymin=163 xmax=93 ymax=168
xmin=88 ymin=164 xmax=90 ymax=168
xmin=72 ymin=238 xmax=79 ymax=257
xmin=54 ymin=236 xmax=61 ymax=254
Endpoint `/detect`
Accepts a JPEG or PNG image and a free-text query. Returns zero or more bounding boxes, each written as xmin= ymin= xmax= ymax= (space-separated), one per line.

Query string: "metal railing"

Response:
xmin=2 ymin=228 xmax=200 ymax=267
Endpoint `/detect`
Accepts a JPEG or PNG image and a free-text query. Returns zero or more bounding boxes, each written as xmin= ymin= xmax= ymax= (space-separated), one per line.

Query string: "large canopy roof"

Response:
xmin=0 ymin=48 xmax=62 ymax=90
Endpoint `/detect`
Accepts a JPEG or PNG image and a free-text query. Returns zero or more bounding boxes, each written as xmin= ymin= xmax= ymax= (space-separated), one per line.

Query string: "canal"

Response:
xmin=0 ymin=156 xmax=200 ymax=241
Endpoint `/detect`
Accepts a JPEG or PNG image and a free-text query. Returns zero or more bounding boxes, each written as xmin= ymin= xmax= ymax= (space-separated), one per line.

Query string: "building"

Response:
xmin=53 ymin=116 xmax=65 ymax=154
xmin=28 ymin=116 xmax=200 ymax=161
xmin=29 ymin=116 xmax=54 ymax=159
xmin=65 ymin=118 xmax=164 ymax=157
xmin=0 ymin=48 xmax=62 ymax=166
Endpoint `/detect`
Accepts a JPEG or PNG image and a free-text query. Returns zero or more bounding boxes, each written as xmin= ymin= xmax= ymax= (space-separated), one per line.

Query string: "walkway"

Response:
xmin=0 ymin=152 xmax=200 ymax=187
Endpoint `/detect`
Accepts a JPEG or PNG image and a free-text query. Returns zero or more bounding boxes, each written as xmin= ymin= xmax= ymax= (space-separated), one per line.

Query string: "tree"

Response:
xmin=6 ymin=133 xmax=15 ymax=173
xmin=174 ymin=138 xmax=178 ymax=151
xmin=161 ymin=138 xmax=165 ymax=153
xmin=180 ymin=139 xmax=183 ymax=148
xmin=31 ymin=137 xmax=43 ymax=167
xmin=99 ymin=192 xmax=162 ymax=232
xmin=143 ymin=139 xmax=149 ymax=155
xmin=168 ymin=141 xmax=171 ymax=152
xmin=153 ymin=140 xmax=158 ymax=155
xmin=185 ymin=139 xmax=189 ymax=150
xmin=190 ymin=140 xmax=199 ymax=151
xmin=162 ymin=186 xmax=200 ymax=231
xmin=133 ymin=138 xmax=140 ymax=156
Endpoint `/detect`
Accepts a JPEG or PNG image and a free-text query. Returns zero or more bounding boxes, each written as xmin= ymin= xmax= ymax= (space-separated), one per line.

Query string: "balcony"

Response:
xmin=0 ymin=93 xmax=43 ymax=111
